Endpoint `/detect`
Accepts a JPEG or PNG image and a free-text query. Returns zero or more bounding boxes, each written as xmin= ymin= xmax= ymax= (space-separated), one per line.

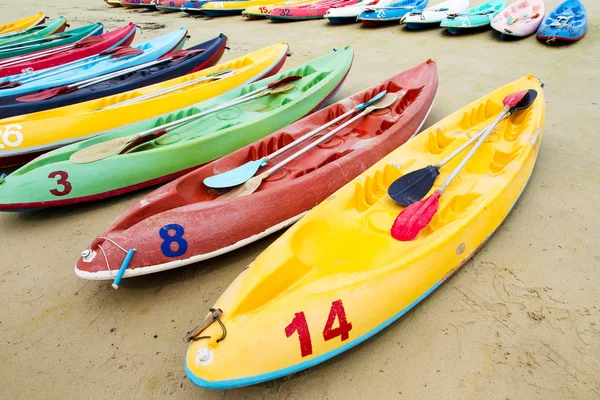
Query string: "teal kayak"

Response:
xmin=0 ymin=23 xmax=104 ymax=61
xmin=0 ymin=46 xmax=354 ymax=211
xmin=440 ymin=0 xmax=506 ymax=34
xmin=0 ymin=17 xmax=68 ymax=50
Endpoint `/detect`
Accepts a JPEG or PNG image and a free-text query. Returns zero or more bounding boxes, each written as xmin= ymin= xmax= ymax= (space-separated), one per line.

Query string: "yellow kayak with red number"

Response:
xmin=185 ymin=74 xmax=545 ymax=389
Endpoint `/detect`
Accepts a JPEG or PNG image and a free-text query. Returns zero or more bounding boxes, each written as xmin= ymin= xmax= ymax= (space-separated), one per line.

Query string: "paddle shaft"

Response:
xmin=438 ymin=107 xmax=508 ymax=194
xmin=72 ymin=57 xmax=171 ymax=90
xmin=261 ymin=107 xmax=370 ymax=179
xmin=0 ymin=42 xmax=83 ymax=67
xmin=106 ymin=69 xmax=234 ymax=109
xmin=265 ymin=107 xmax=358 ymax=163
xmin=4 ymin=46 xmax=139 ymax=85
xmin=130 ymin=86 xmax=280 ymax=141
xmin=435 ymin=113 xmax=511 ymax=168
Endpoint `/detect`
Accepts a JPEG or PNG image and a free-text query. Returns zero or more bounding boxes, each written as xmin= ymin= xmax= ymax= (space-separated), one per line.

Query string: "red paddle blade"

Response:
xmin=73 ymin=35 xmax=104 ymax=48
xmin=16 ymin=85 xmax=72 ymax=102
xmin=391 ymin=191 xmax=440 ymax=241
xmin=158 ymin=48 xmax=205 ymax=61
xmin=110 ymin=47 xmax=144 ymax=58
xmin=99 ymin=46 xmax=144 ymax=58
xmin=503 ymin=90 xmax=528 ymax=108
xmin=267 ymin=75 xmax=302 ymax=89
xmin=0 ymin=80 xmax=22 ymax=89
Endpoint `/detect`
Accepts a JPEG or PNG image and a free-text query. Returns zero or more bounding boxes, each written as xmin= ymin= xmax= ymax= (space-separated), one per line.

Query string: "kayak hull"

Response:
xmin=402 ymin=0 xmax=469 ymax=28
xmin=0 ymin=12 xmax=46 ymax=35
xmin=0 ymin=28 xmax=188 ymax=98
xmin=536 ymin=0 xmax=587 ymax=43
xmin=0 ymin=47 xmax=352 ymax=210
xmin=358 ymin=0 xmax=428 ymax=24
xmin=74 ymin=59 xmax=439 ymax=280
xmin=0 ymin=34 xmax=228 ymax=119
xmin=0 ymin=23 xmax=137 ymax=79
xmin=184 ymin=74 xmax=545 ymax=389
xmin=0 ymin=43 xmax=289 ymax=168
xmin=491 ymin=0 xmax=544 ymax=38
xmin=440 ymin=0 xmax=507 ymax=33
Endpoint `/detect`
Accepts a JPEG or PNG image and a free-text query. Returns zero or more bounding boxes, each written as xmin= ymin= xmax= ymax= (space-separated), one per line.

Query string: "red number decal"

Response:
xmin=322 ymin=299 xmax=352 ymax=342
xmin=48 ymin=170 xmax=72 ymax=196
xmin=286 ymin=300 xmax=352 ymax=357
xmin=285 ymin=311 xmax=313 ymax=357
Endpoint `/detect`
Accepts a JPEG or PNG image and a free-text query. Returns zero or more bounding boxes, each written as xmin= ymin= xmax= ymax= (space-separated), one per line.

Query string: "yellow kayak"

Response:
xmin=0 ymin=12 xmax=46 ymax=36
xmin=0 ymin=43 xmax=290 ymax=163
xmin=185 ymin=74 xmax=545 ymax=389
xmin=242 ymin=0 xmax=322 ymax=18
xmin=202 ymin=0 xmax=289 ymax=16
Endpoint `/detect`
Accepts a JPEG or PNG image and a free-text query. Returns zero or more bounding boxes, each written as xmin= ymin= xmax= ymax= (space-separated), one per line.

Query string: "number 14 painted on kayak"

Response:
xmin=285 ymin=299 xmax=352 ymax=358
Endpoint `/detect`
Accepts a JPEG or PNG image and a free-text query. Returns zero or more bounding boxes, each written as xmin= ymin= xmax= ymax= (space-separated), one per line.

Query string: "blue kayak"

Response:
xmin=358 ymin=0 xmax=428 ymax=24
xmin=537 ymin=0 xmax=587 ymax=43
xmin=0 ymin=34 xmax=227 ymax=119
xmin=0 ymin=28 xmax=189 ymax=97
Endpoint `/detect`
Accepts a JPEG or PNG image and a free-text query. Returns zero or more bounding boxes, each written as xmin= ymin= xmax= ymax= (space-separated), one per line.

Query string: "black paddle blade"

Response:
xmin=512 ymin=89 xmax=537 ymax=111
xmin=388 ymin=165 xmax=440 ymax=206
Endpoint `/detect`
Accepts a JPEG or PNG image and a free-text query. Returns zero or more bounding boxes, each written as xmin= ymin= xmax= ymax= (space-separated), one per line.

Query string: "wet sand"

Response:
xmin=0 ymin=1 xmax=599 ymax=398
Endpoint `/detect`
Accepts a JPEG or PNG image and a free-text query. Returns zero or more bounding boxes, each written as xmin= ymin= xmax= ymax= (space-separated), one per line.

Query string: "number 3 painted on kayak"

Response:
xmin=48 ymin=171 xmax=72 ymax=196
xmin=285 ymin=299 xmax=352 ymax=358
xmin=159 ymin=224 xmax=188 ymax=257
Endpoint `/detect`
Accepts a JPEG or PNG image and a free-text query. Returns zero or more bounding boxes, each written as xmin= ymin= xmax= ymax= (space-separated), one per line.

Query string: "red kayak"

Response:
xmin=75 ymin=60 xmax=438 ymax=281
xmin=0 ymin=23 xmax=137 ymax=78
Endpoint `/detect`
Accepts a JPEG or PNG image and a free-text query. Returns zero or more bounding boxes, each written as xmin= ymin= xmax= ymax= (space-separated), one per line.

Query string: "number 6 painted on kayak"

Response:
xmin=0 ymin=124 xmax=23 ymax=149
xmin=285 ymin=299 xmax=353 ymax=358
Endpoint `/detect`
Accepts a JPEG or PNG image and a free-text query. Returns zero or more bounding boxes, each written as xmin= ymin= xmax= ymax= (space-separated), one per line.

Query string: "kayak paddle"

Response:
xmin=104 ymin=67 xmax=235 ymax=109
xmin=0 ymin=47 xmax=144 ymax=89
xmin=0 ymin=35 xmax=105 ymax=67
xmin=16 ymin=50 xmax=202 ymax=102
xmin=390 ymin=89 xmax=538 ymax=241
xmin=69 ymin=77 xmax=300 ymax=164
xmin=217 ymin=92 xmax=399 ymax=200
xmin=204 ymin=90 xmax=388 ymax=189
xmin=388 ymin=90 xmax=536 ymax=207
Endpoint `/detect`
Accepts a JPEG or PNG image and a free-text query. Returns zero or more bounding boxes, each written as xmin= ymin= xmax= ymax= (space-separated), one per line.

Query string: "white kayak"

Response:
xmin=402 ymin=0 xmax=470 ymax=28
xmin=325 ymin=0 xmax=396 ymax=23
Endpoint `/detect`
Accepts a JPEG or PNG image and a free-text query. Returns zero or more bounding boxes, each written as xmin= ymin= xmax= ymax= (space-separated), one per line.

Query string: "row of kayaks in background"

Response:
xmin=104 ymin=0 xmax=588 ymax=42
xmin=1 ymin=13 xmax=547 ymax=391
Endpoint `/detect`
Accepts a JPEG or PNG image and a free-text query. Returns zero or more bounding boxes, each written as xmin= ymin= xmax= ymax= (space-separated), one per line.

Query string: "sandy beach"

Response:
xmin=0 ymin=0 xmax=598 ymax=398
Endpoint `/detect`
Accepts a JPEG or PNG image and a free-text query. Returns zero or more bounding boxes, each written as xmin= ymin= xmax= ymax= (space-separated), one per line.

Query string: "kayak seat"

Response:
xmin=428 ymin=127 xmax=457 ymax=155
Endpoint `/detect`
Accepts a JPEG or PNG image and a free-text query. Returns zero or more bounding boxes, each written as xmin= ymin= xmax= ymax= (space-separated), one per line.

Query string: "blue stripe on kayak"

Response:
xmin=185 ymin=279 xmax=444 ymax=389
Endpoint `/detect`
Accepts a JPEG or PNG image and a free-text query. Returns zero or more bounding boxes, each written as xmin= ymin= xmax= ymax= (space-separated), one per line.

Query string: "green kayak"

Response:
xmin=0 ymin=21 xmax=104 ymax=61
xmin=0 ymin=46 xmax=354 ymax=211
xmin=440 ymin=0 xmax=506 ymax=34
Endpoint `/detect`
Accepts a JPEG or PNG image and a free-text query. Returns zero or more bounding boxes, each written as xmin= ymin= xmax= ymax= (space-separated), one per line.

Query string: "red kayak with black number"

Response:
xmin=0 ymin=23 xmax=137 ymax=79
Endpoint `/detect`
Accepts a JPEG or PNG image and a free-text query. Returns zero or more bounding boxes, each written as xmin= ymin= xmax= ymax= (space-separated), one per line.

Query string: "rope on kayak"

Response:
xmin=185 ymin=308 xmax=227 ymax=343
xmin=96 ymin=236 xmax=133 ymax=289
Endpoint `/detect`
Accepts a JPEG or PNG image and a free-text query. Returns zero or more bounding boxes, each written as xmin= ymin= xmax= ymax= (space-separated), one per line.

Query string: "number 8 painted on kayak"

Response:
xmin=0 ymin=124 xmax=23 ymax=149
xmin=159 ymin=224 xmax=188 ymax=257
